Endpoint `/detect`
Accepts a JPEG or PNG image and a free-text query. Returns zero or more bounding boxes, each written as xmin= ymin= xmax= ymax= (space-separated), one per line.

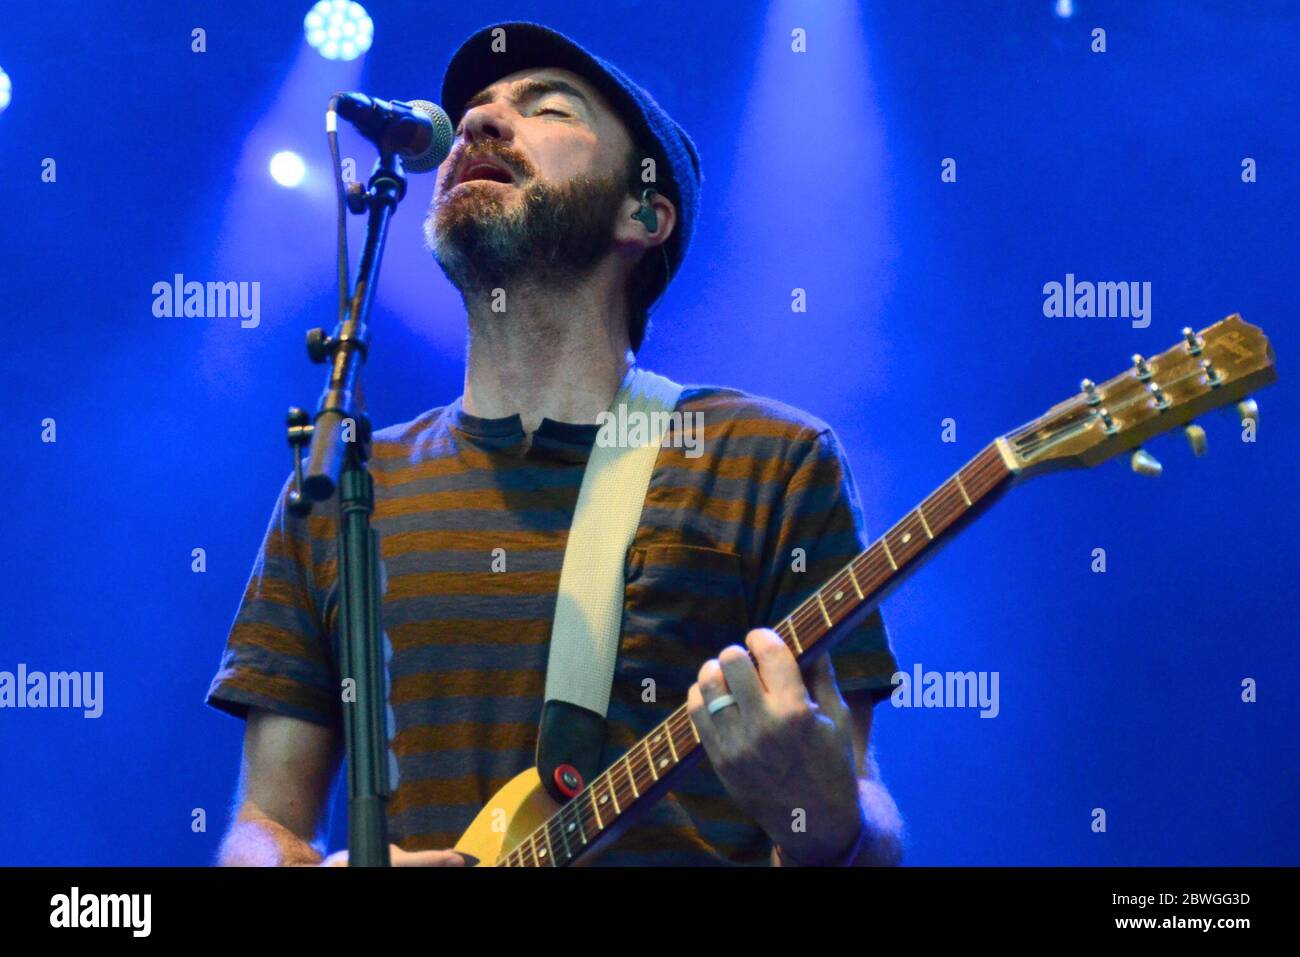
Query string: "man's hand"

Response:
xmin=686 ymin=628 xmax=865 ymax=865
xmin=321 ymin=845 xmax=466 ymax=867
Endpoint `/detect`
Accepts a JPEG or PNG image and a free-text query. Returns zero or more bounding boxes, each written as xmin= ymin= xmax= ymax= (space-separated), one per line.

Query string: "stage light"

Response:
xmin=0 ymin=67 xmax=11 ymax=114
xmin=304 ymin=0 xmax=374 ymax=61
xmin=269 ymin=151 xmax=307 ymax=187
xmin=1055 ymin=0 xmax=1074 ymax=18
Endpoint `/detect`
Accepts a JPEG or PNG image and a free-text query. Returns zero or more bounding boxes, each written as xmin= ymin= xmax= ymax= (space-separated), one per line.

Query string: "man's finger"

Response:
xmin=717 ymin=643 xmax=765 ymax=707
xmin=745 ymin=628 xmax=804 ymax=702
xmin=807 ymin=656 xmax=848 ymax=716
xmin=323 ymin=845 xmax=466 ymax=867
xmin=686 ymin=681 xmax=723 ymax=756
xmin=391 ymin=846 xmax=466 ymax=867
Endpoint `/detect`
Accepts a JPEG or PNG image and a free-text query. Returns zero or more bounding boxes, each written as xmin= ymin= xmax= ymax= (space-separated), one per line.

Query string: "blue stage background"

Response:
xmin=1 ymin=0 xmax=1296 ymax=865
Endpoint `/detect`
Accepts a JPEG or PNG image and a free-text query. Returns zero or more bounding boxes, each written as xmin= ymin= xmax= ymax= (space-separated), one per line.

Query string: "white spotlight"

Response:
xmin=304 ymin=1 xmax=374 ymax=61
xmin=270 ymin=151 xmax=307 ymax=188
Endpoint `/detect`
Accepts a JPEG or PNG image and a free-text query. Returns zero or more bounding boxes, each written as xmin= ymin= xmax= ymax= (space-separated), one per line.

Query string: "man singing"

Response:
xmin=208 ymin=21 xmax=903 ymax=866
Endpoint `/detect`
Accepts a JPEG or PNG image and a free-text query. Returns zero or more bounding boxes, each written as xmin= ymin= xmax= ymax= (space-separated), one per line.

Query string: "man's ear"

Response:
xmin=616 ymin=189 xmax=677 ymax=254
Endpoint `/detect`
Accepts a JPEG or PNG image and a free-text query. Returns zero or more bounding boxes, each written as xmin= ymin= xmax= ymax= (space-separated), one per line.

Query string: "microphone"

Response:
xmin=331 ymin=94 xmax=454 ymax=172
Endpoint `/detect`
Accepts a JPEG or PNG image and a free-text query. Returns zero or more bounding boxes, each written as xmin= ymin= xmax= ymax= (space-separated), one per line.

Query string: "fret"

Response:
xmin=539 ymin=827 xmax=555 ymax=866
xmin=644 ymin=739 xmax=659 ymax=781
xmin=847 ymin=564 xmax=864 ymax=599
xmin=607 ymin=771 xmax=623 ymax=813
xmin=879 ymin=537 xmax=897 ymax=570
xmin=864 ymin=545 xmax=893 ymax=584
xmin=623 ymin=754 xmax=640 ymax=799
xmin=917 ymin=506 xmax=933 ymax=539
xmin=527 ymin=833 xmax=541 ymax=867
xmin=785 ymin=618 xmax=803 ymax=654
xmin=954 ymin=474 xmax=972 ymax=507
xmin=815 ymin=591 xmax=834 ymax=627
xmin=687 ymin=711 xmax=700 ymax=742
xmin=662 ymin=723 xmax=679 ymax=763
xmin=590 ymin=780 xmax=607 ymax=829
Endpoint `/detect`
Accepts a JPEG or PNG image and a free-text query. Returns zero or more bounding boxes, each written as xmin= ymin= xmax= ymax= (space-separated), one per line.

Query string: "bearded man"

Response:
xmin=208 ymin=21 xmax=904 ymax=867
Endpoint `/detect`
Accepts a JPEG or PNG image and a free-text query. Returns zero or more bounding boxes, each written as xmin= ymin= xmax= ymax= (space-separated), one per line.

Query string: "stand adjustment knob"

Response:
xmin=306 ymin=327 xmax=333 ymax=363
xmin=286 ymin=407 xmax=315 ymax=516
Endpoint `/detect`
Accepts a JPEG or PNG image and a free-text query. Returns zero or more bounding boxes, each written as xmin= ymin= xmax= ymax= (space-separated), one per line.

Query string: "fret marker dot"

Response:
xmin=659 ymin=758 xmax=668 ymax=768
xmin=901 ymin=532 xmax=912 ymax=544
xmin=538 ymin=847 xmax=547 ymax=858
xmin=834 ymin=590 xmax=843 ymax=601
xmin=599 ymin=795 xmax=608 ymax=804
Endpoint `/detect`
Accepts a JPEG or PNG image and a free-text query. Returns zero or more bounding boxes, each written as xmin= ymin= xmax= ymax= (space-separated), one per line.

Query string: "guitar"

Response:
xmin=451 ymin=314 xmax=1277 ymax=867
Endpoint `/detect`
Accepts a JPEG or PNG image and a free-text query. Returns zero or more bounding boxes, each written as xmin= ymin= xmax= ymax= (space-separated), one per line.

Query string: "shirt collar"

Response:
xmin=447 ymin=395 xmax=600 ymax=462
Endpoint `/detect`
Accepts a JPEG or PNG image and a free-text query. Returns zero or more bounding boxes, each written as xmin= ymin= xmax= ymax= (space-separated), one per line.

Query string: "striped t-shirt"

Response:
xmin=206 ymin=382 xmax=898 ymax=866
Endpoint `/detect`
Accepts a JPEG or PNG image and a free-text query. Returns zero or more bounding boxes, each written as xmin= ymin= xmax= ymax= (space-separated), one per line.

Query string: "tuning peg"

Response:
xmin=1236 ymin=398 xmax=1258 ymax=424
xmin=1132 ymin=354 xmax=1152 ymax=381
xmin=1130 ymin=448 xmax=1163 ymax=477
xmin=1182 ymin=326 xmax=1203 ymax=355
xmin=1095 ymin=406 xmax=1117 ymax=433
xmin=1201 ymin=359 xmax=1222 ymax=387
xmin=1183 ymin=423 xmax=1207 ymax=457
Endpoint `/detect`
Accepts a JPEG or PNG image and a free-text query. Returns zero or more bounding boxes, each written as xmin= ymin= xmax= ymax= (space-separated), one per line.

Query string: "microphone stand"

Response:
xmin=285 ymin=150 xmax=408 ymax=867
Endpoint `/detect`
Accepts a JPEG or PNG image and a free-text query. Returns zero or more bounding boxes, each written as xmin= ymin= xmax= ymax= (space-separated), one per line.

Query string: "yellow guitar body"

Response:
xmin=453 ymin=767 xmax=561 ymax=867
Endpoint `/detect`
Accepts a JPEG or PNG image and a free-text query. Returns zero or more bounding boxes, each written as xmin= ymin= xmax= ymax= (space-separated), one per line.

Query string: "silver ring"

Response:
xmin=706 ymin=693 xmax=738 ymax=716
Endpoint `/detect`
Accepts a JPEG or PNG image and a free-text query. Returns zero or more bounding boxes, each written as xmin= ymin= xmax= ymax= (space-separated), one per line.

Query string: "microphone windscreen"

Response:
xmin=405 ymin=100 xmax=454 ymax=172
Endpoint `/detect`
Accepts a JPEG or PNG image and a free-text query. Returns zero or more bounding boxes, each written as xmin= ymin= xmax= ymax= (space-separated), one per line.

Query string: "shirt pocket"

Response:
xmin=617 ymin=544 xmax=752 ymax=706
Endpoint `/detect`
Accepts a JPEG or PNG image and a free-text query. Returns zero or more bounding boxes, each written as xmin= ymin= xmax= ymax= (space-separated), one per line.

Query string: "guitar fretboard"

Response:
xmin=498 ymin=440 xmax=1015 ymax=866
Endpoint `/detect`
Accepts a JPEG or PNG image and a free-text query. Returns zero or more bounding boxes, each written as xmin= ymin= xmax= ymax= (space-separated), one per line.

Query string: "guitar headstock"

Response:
xmin=1001 ymin=315 xmax=1277 ymax=479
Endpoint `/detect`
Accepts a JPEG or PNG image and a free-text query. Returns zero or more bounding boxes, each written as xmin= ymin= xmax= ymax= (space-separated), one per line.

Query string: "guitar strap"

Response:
xmin=536 ymin=365 xmax=684 ymax=804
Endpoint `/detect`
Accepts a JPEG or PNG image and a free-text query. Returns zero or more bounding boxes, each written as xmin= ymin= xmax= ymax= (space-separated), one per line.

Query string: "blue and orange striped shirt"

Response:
xmin=206 ymin=382 xmax=897 ymax=865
